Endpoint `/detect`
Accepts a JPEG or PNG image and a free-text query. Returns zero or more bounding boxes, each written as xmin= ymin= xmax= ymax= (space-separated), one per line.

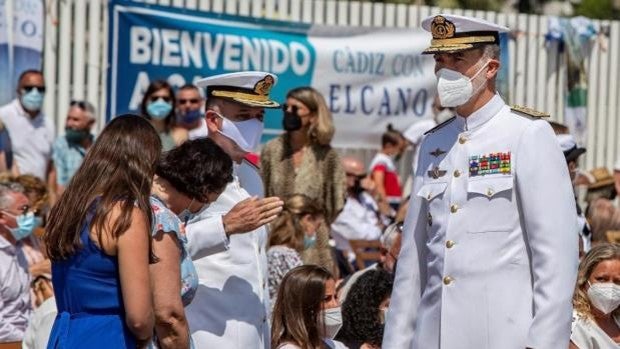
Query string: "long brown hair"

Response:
xmin=286 ymin=87 xmax=334 ymax=146
xmin=140 ymin=80 xmax=176 ymax=131
xmin=271 ymin=265 xmax=333 ymax=349
xmin=573 ymin=243 xmax=620 ymax=320
xmin=269 ymin=194 xmax=324 ymax=252
xmin=44 ymin=115 xmax=161 ymax=260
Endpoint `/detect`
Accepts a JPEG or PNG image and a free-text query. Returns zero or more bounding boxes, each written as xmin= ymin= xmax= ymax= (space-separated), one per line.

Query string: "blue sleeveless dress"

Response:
xmin=47 ymin=215 xmax=136 ymax=348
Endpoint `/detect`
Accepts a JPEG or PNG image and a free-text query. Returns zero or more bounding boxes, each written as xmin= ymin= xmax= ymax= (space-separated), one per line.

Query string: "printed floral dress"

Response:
xmin=150 ymin=195 xmax=198 ymax=306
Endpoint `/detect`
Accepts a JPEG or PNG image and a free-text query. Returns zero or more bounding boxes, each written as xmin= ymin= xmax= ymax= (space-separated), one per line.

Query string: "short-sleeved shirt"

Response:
xmin=52 ymin=136 xmax=90 ymax=186
xmin=150 ymin=196 xmax=198 ymax=306
xmin=0 ymin=99 xmax=54 ymax=179
xmin=0 ymin=235 xmax=31 ymax=342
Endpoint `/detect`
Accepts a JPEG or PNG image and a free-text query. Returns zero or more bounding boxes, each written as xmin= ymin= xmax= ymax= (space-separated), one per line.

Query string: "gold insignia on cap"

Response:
xmin=431 ymin=16 xmax=456 ymax=40
xmin=510 ymin=105 xmax=550 ymax=118
xmin=253 ymin=75 xmax=275 ymax=96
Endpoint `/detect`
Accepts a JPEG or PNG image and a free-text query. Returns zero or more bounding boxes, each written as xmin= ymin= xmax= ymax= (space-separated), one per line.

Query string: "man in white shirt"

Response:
xmin=0 ymin=182 xmax=34 ymax=343
xmin=175 ymin=84 xmax=208 ymax=141
xmin=331 ymin=156 xmax=383 ymax=263
xmin=183 ymin=72 xmax=283 ymax=349
xmin=0 ymin=70 xmax=54 ymax=180
xmin=383 ymin=14 xmax=578 ymax=349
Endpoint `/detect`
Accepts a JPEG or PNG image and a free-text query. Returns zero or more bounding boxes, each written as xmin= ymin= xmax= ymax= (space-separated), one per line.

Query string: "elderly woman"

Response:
xmin=570 ymin=243 xmax=620 ymax=348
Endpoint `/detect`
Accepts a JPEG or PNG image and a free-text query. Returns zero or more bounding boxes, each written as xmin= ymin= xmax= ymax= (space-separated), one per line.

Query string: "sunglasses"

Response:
xmin=70 ymin=100 xmax=89 ymax=109
xmin=22 ymin=85 xmax=45 ymax=93
xmin=149 ymin=95 xmax=172 ymax=103
xmin=281 ymin=104 xmax=299 ymax=113
xmin=346 ymin=172 xmax=366 ymax=180
xmin=178 ymin=98 xmax=200 ymax=105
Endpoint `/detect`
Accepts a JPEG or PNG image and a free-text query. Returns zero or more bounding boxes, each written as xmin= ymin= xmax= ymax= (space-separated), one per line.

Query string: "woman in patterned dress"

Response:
xmin=149 ymin=138 xmax=233 ymax=348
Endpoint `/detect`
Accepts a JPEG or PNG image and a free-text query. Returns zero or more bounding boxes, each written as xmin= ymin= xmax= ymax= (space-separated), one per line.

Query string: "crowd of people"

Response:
xmin=0 ymin=12 xmax=619 ymax=349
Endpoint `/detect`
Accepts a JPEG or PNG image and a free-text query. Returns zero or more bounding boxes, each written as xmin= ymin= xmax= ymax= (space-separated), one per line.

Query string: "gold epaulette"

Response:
xmin=423 ymin=116 xmax=456 ymax=135
xmin=510 ymin=105 xmax=550 ymax=118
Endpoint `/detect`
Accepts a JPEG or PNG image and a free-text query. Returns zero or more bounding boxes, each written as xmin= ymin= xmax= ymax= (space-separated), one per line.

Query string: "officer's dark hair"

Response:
xmin=18 ymin=69 xmax=43 ymax=85
xmin=548 ymin=121 xmax=570 ymax=135
xmin=382 ymin=124 xmax=403 ymax=147
xmin=156 ymin=137 xmax=233 ymax=201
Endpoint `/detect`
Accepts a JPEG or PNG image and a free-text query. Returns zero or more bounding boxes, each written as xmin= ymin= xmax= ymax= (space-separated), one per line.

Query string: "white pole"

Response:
xmin=43 ymin=0 xmax=58 ymax=134
xmin=87 ymin=0 xmax=101 ymax=120
xmin=72 ymin=0 xmax=87 ymax=101
xmin=98 ymin=0 xmax=109 ymax=132
xmin=56 ymin=0 xmax=73 ymax=134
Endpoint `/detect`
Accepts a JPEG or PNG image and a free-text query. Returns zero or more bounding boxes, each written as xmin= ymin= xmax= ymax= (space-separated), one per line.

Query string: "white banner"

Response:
xmin=109 ymin=2 xmax=437 ymax=148
xmin=0 ymin=0 xmax=44 ymax=105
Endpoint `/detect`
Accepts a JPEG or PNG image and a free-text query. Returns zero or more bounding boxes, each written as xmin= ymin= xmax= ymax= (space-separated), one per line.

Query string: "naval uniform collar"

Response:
xmin=454 ymin=94 xmax=505 ymax=132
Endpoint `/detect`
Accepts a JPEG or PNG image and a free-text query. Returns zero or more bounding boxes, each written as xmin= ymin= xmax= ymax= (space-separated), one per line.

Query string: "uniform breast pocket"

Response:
xmin=417 ymin=181 xmax=448 ymax=235
xmin=466 ymin=176 xmax=515 ymax=233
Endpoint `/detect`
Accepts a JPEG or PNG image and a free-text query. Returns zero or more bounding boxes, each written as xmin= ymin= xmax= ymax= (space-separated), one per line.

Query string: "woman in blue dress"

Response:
xmin=149 ymin=137 xmax=233 ymax=348
xmin=44 ymin=115 xmax=162 ymax=348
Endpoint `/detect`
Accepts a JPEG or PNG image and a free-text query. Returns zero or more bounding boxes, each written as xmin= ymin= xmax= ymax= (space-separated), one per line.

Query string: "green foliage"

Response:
xmin=573 ymin=0 xmax=618 ymax=20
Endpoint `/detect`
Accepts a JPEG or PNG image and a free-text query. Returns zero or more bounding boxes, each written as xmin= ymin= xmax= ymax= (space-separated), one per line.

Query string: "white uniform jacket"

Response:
xmin=185 ymin=161 xmax=270 ymax=349
xmin=383 ymin=95 xmax=579 ymax=349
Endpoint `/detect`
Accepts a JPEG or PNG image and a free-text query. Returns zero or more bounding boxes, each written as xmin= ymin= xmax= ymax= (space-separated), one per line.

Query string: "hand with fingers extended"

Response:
xmin=222 ymin=196 xmax=284 ymax=235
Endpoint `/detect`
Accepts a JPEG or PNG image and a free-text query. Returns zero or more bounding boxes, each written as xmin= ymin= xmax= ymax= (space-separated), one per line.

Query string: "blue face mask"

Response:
xmin=5 ymin=211 xmax=40 ymax=241
xmin=146 ymin=99 xmax=172 ymax=120
xmin=304 ymin=234 xmax=316 ymax=249
xmin=178 ymin=109 xmax=203 ymax=124
xmin=178 ymin=198 xmax=209 ymax=225
xmin=20 ymin=88 xmax=44 ymax=112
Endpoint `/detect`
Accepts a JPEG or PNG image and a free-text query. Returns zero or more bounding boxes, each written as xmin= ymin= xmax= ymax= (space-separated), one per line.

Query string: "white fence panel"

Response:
xmin=37 ymin=0 xmax=620 ymax=170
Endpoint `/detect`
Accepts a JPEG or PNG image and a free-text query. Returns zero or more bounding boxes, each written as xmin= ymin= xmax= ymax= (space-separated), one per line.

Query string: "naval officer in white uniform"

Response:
xmin=383 ymin=15 xmax=579 ymax=349
xmin=183 ymin=72 xmax=284 ymax=349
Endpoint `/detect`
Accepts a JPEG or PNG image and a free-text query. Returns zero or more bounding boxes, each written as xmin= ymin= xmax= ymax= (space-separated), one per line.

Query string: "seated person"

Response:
xmin=338 ymin=222 xmax=401 ymax=303
xmin=267 ymin=194 xmax=324 ymax=303
xmin=570 ymin=243 xmax=620 ymax=348
xmin=336 ymin=268 xmax=393 ymax=349
xmin=331 ymin=156 xmax=383 ymax=273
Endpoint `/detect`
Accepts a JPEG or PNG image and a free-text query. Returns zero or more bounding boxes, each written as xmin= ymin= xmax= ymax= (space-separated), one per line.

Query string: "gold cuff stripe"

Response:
xmin=211 ymin=90 xmax=270 ymax=102
xmin=431 ymin=35 xmax=497 ymax=46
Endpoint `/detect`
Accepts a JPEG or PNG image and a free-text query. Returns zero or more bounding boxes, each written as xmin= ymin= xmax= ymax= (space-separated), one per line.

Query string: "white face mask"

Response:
xmin=436 ymin=60 xmax=490 ymax=108
xmin=378 ymin=307 xmax=388 ymax=325
xmin=215 ymin=112 xmax=264 ymax=152
xmin=322 ymin=307 xmax=343 ymax=339
xmin=587 ymin=282 xmax=620 ymax=314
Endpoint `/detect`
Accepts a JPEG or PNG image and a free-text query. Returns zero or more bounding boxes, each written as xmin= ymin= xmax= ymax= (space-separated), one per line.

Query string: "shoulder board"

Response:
xmin=424 ymin=116 xmax=456 ymax=135
xmin=510 ymin=105 xmax=550 ymax=118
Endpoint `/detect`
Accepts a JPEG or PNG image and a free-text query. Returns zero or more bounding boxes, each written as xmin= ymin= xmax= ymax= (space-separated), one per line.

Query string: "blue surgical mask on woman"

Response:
xmin=304 ymin=234 xmax=316 ymax=249
xmin=21 ymin=88 xmax=44 ymax=112
xmin=4 ymin=211 xmax=40 ymax=241
xmin=147 ymin=98 xmax=173 ymax=120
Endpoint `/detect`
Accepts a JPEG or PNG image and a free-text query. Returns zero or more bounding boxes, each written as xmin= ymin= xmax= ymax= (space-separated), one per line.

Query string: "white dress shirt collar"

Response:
xmin=454 ymin=93 xmax=505 ymax=132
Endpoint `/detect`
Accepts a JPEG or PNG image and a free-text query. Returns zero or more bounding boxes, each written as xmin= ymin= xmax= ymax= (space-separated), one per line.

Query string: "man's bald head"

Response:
xmin=342 ymin=156 xmax=365 ymax=176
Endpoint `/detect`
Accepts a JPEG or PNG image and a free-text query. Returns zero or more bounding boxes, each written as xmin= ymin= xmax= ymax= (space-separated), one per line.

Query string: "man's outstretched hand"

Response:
xmin=222 ymin=196 xmax=284 ymax=235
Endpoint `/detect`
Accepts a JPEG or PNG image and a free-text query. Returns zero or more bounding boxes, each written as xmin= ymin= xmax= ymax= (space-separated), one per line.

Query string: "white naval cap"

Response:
xmin=195 ymin=71 xmax=280 ymax=108
xmin=421 ymin=14 xmax=509 ymax=54
xmin=556 ymin=133 xmax=586 ymax=162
